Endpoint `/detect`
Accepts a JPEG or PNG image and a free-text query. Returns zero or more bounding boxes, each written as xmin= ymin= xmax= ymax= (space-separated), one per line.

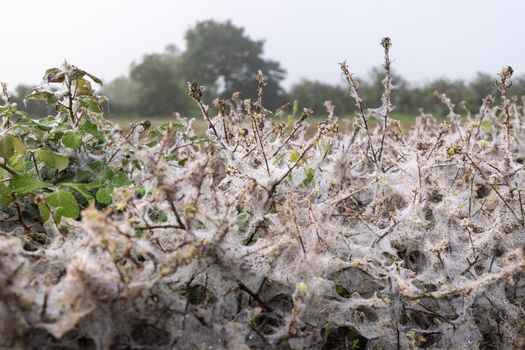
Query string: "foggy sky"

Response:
xmin=2 ymin=0 xmax=525 ymax=89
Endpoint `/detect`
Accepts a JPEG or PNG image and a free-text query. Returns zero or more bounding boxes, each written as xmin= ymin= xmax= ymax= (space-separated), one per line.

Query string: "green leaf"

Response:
xmin=35 ymin=115 xmax=60 ymax=129
xmin=43 ymin=190 xmax=79 ymax=223
xmin=43 ymin=67 xmax=65 ymax=83
xmin=95 ymin=187 xmax=112 ymax=205
xmin=34 ymin=148 xmax=69 ymax=172
xmin=9 ymin=174 xmax=52 ymax=194
xmin=62 ymin=131 xmax=83 ymax=149
xmin=289 ymin=151 xmax=300 ymax=163
xmin=135 ymin=228 xmax=144 ymax=239
xmin=178 ymin=158 xmax=188 ymax=167
xmin=235 ymin=212 xmax=249 ymax=233
xmin=0 ymin=103 xmax=17 ymax=117
xmin=136 ymin=184 xmax=146 ymax=198
xmin=84 ymin=71 xmax=103 ymax=86
xmin=69 ymin=67 xmax=103 ymax=86
xmin=73 ymin=169 xmax=94 ymax=183
xmin=24 ymin=90 xmax=58 ymax=104
xmin=0 ymin=134 xmax=26 ymax=160
xmin=75 ymin=78 xmax=93 ymax=96
xmin=80 ymin=120 xmax=103 ymax=139
xmin=0 ymin=194 xmax=10 ymax=208
xmin=38 ymin=203 xmax=50 ymax=222
xmin=334 ymin=283 xmax=350 ymax=298
xmin=8 ymin=153 xmax=25 ymax=171
xmin=300 ymin=168 xmax=315 ymax=188
xmin=60 ymin=182 xmax=93 ymax=203
xmin=0 ymin=182 xmax=11 ymax=196
xmin=0 ymin=183 xmax=11 ymax=207
xmin=89 ymin=160 xmax=104 ymax=171
xmin=79 ymin=96 xmax=102 ymax=114
xmin=98 ymin=168 xmax=114 ymax=183
xmin=163 ymin=153 xmax=177 ymax=161
xmin=111 ymin=172 xmax=132 ymax=187
xmin=187 ymin=284 xmax=206 ymax=305
xmin=148 ymin=208 xmax=168 ymax=223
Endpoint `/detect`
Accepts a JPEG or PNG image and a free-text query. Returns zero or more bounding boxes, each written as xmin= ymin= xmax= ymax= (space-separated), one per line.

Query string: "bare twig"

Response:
xmin=377 ymin=37 xmax=393 ymax=161
xmin=496 ymin=66 xmax=514 ymax=173
xmin=271 ymin=108 xmax=311 ymax=158
xmin=188 ymin=82 xmax=226 ymax=148
xmin=340 ymin=61 xmax=378 ymax=167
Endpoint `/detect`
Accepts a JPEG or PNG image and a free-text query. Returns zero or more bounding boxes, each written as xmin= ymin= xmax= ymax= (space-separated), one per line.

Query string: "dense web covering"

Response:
xmin=1 ymin=42 xmax=525 ymax=349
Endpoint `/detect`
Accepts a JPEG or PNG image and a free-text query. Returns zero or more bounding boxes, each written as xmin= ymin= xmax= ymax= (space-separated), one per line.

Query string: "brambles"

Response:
xmin=0 ymin=63 xmax=139 ymax=237
xmin=2 ymin=39 xmax=525 ymax=349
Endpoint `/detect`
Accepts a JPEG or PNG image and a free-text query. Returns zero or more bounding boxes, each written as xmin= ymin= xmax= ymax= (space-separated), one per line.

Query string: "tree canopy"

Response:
xmin=128 ymin=45 xmax=192 ymax=116
xmin=181 ymin=20 xmax=288 ymax=109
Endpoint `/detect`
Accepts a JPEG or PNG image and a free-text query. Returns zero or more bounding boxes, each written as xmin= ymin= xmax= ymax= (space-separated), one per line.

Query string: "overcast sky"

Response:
xmin=2 ymin=0 xmax=525 ymax=90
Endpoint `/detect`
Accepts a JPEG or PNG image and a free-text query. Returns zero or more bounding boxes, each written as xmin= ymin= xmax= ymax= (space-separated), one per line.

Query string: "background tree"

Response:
xmin=129 ymin=45 xmax=191 ymax=116
xmin=181 ymin=20 xmax=288 ymax=109
xmin=103 ymin=76 xmax=140 ymax=116
xmin=289 ymin=79 xmax=354 ymax=115
xmin=9 ymin=85 xmax=49 ymax=117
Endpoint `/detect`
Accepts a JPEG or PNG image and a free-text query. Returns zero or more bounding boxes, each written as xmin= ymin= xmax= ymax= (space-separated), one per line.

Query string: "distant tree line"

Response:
xmin=291 ymin=69 xmax=525 ymax=117
xmin=9 ymin=20 xmax=525 ymax=119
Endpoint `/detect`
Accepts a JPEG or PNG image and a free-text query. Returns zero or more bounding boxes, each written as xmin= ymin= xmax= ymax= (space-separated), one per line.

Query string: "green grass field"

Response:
xmin=109 ymin=111 xmax=420 ymax=135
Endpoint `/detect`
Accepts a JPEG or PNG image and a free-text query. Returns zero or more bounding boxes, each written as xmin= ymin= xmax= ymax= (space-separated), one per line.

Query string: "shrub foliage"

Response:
xmin=1 ymin=40 xmax=525 ymax=349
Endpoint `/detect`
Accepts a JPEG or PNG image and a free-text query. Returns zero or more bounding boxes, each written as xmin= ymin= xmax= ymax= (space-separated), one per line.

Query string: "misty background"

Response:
xmin=3 ymin=0 xmax=525 ymax=119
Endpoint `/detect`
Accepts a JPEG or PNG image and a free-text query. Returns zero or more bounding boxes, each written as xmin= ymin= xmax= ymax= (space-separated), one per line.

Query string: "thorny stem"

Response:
xmin=465 ymin=153 xmax=522 ymax=225
xmin=188 ymin=82 xmax=226 ymax=149
xmin=73 ymin=109 xmax=87 ymax=128
xmin=1 ymin=83 xmax=11 ymax=128
xmin=169 ymin=199 xmax=187 ymax=230
xmin=497 ymin=66 xmax=514 ymax=173
xmin=340 ymin=61 xmax=379 ymax=168
xmin=374 ymin=218 xmax=401 ymax=245
xmin=251 ymin=113 xmax=271 ymax=176
xmin=43 ymin=199 xmax=62 ymax=234
xmin=255 ymin=70 xmax=267 ymax=116
xmin=271 ymin=108 xmax=311 ymax=158
xmin=134 ymin=224 xmax=185 ymax=230
xmin=12 ymin=194 xmax=30 ymax=231
xmin=331 ymin=182 xmax=372 ymax=207
xmin=293 ymin=215 xmax=306 ymax=255
xmin=267 ymin=140 xmax=315 ymax=201
xmin=241 ymin=124 xmax=281 ymax=159
xmin=66 ymin=77 xmax=76 ymax=124
xmin=519 ymin=190 xmax=525 ymax=226
xmin=468 ymin=173 xmax=475 ymax=217
xmin=244 ymin=135 xmax=318 ymax=245
xmin=416 ymin=151 xmax=422 ymax=200
xmin=237 ymin=279 xmax=275 ymax=313
xmin=216 ymin=99 xmax=230 ymax=145
xmin=435 ymin=92 xmax=464 ymax=143
xmin=427 ymin=123 xmax=449 ymax=160
xmin=31 ymin=152 xmax=42 ymax=180
xmin=378 ymin=37 xmax=392 ymax=162
xmin=106 ymin=120 xmax=151 ymax=165
xmin=0 ymin=161 xmax=16 ymax=175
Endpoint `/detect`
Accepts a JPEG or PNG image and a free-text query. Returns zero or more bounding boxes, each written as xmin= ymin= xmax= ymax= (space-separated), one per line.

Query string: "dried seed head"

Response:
xmin=188 ymin=82 xmax=204 ymax=100
xmin=324 ymin=100 xmax=335 ymax=115
xmin=141 ymin=120 xmax=151 ymax=130
xmin=497 ymin=66 xmax=514 ymax=92
xmin=214 ymin=98 xmax=228 ymax=116
xmin=381 ymin=37 xmax=392 ymax=50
